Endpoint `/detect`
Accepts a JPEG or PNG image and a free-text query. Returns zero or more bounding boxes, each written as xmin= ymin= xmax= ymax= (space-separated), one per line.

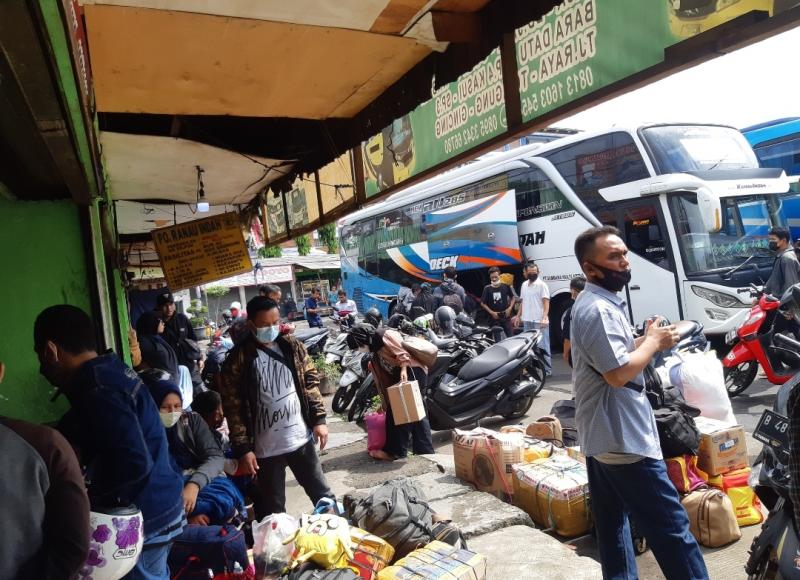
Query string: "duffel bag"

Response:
xmin=169 ymin=524 xmax=249 ymax=578
xmin=282 ymin=562 xmax=359 ymax=580
xmin=681 ymin=488 xmax=741 ymax=548
xmin=345 ymin=478 xmax=435 ymax=560
xmin=653 ymin=404 xmax=701 ymax=457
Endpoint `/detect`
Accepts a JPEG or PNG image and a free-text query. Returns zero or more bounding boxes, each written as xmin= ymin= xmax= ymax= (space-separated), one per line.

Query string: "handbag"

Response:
xmin=399 ymin=335 xmax=438 ymax=368
xmin=169 ymin=524 xmax=249 ymax=578
xmin=525 ymin=415 xmax=563 ymax=443
xmin=681 ymin=489 xmax=741 ymax=548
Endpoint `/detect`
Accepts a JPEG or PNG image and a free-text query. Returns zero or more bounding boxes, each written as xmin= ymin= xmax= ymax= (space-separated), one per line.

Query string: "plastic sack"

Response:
xmin=723 ymin=468 xmax=764 ymax=527
xmin=365 ymin=412 xmax=386 ymax=452
xmin=177 ymin=364 xmax=194 ymax=410
xmin=253 ymin=513 xmax=298 ymax=577
xmin=675 ymin=351 xmax=736 ymax=424
xmin=288 ymin=513 xmax=354 ymax=570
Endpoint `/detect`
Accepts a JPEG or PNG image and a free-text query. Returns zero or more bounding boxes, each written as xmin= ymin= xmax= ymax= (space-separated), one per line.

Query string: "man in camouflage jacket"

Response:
xmin=218 ymin=297 xmax=332 ymax=516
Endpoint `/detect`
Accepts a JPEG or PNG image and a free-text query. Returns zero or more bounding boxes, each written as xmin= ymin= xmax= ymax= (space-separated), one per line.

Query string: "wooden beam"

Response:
xmin=430 ymin=11 xmax=482 ymax=43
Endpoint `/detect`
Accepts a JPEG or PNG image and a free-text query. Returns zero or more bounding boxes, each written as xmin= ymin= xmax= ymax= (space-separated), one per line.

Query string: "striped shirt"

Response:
xmin=570 ymin=283 xmax=662 ymax=460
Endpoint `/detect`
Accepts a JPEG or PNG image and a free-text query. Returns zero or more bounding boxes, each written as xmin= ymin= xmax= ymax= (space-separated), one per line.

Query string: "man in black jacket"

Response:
xmin=766 ymin=227 xmax=800 ymax=298
xmin=157 ymin=291 xmax=202 ymax=393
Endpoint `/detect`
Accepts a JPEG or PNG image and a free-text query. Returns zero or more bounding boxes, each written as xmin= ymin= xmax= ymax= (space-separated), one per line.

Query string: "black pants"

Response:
xmin=383 ymin=367 xmax=435 ymax=458
xmin=255 ymin=439 xmax=333 ymax=518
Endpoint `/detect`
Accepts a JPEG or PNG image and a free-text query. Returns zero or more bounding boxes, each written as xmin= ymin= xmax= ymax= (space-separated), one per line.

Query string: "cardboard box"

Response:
xmin=512 ymin=456 xmax=591 ymax=537
xmin=453 ymin=428 xmax=522 ymax=495
xmin=566 ymin=446 xmax=586 ymax=465
xmin=386 ymin=381 xmax=426 ymax=425
xmin=378 ymin=541 xmax=487 ymax=580
xmin=695 ymin=417 xmax=748 ymax=476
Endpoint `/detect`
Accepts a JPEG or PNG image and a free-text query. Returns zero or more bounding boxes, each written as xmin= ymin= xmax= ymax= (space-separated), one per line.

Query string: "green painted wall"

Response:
xmin=0 ymin=198 xmax=91 ymax=423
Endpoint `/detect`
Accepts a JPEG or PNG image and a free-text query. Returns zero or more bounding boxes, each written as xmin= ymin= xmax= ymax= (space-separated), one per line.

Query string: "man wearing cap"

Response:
xmin=157 ymin=292 xmax=203 ymax=393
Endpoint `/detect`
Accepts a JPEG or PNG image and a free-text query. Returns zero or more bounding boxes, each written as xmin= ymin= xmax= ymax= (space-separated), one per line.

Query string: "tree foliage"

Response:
xmin=258 ymin=245 xmax=282 ymax=258
xmin=296 ymin=234 xmax=312 ymax=256
xmin=318 ymin=223 xmax=338 ymax=254
xmin=205 ymin=285 xmax=229 ymax=298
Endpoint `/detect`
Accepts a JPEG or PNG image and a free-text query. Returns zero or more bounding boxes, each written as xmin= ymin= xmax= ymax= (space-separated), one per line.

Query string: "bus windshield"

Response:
xmin=669 ymin=193 xmax=784 ymax=274
xmin=641 ymin=125 xmax=759 ymax=174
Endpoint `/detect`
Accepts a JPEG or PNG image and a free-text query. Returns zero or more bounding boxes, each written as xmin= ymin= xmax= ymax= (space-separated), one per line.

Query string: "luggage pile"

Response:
xmin=186 ymin=478 xmax=490 ymax=580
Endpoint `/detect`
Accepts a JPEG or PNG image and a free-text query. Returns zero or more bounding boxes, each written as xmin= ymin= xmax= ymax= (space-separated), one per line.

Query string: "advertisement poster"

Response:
xmin=265 ymin=189 xmax=287 ymax=239
xmin=362 ymin=48 xmax=506 ymax=197
xmin=152 ymin=213 xmax=252 ymax=290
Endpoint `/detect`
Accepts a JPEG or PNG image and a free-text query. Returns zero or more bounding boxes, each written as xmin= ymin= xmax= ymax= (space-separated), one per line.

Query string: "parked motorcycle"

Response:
xmin=332 ymin=350 xmax=370 ymax=414
xmin=295 ymin=326 xmax=329 ymax=357
xmin=324 ymin=330 xmax=350 ymax=366
xmin=723 ymin=284 xmax=800 ymax=396
xmin=746 ymin=286 xmax=800 ymax=579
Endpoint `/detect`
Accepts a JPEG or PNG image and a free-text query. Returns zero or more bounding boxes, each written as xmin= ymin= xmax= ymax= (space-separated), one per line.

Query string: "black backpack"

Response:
xmin=344 ymin=477 xmax=436 ymax=559
xmin=282 ymin=563 xmax=358 ymax=580
xmin=645 ymin=363 xmax=701 ymax=457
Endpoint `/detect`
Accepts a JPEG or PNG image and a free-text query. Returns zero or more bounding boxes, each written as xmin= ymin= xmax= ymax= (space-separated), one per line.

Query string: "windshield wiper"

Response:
xmin=722 ymin=254 xmax=759 ymax=279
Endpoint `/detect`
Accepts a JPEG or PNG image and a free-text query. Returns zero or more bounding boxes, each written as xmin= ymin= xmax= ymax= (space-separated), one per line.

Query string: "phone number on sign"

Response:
xmin=443 ymin=115 xmax=500 ymax=155
xmin=521 ymin=66 xmax=594 ymax=118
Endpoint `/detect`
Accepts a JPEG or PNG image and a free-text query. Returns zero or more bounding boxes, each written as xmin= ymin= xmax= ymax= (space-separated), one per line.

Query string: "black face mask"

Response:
xmin=527 ymin=273 xmax=538 ymax=282
xmin=590 ymin=263 xmax=632 ymax=293
xmin=769 ymin=241 xmax=779 ymax=252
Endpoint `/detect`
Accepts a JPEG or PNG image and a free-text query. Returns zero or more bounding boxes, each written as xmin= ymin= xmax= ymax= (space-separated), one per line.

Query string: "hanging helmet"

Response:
xmin=413 ymin=313 xmax=433 ymax=330
xmin=409 ymin=306 xmax=427 ymax=321
xmin=346 ymin=323 xmax=376 ymax=350
xmin=83 ymin=505 xmax=144 ymax=579
xmin=435 ymin=306 xmax=457 ymax=337
xmin=387 ymin=313 xmax=408 ymax=329
xmin=364 ymin=307 xmax=382 ymax=328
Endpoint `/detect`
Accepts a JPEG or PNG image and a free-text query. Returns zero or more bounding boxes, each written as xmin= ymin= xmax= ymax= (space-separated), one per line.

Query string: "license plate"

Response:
xmin=754 ymin=410 xmax=790 ymax=459
xmin=725 ymin=329 xmax=737 ymax=345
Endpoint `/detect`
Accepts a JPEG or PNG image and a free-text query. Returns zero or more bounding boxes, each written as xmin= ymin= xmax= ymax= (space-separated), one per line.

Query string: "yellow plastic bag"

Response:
xmin=287 ymin=513 xmax=354 ymax=570
xmin=723 ymin=468 xmax=764 ymax=527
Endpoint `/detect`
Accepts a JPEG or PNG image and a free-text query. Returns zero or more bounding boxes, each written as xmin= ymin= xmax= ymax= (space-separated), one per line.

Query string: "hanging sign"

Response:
xmin=152 ymin=213 xmax=253 ymax=290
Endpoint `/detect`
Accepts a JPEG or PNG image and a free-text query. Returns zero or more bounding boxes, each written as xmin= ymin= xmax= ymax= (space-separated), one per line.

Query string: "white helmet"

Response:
xmin=230 ymin=301 xmax=242 ymax=310
xmin=82 ymin=506 xmax=144 ymax=579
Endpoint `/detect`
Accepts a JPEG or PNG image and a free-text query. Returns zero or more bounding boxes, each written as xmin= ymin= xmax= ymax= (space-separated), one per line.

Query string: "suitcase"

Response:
xmin=348 ymin=527 xmax=395 ymax=580
xmin=512 ymin=456 xmax=591 ymax=537
xmin=377 ymin=541 xmax=487 ymax=580
xmin=681 ymin=488 xmax=741 ymax=547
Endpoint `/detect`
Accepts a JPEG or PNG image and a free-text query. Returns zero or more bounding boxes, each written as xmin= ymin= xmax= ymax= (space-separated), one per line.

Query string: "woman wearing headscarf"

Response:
xmin=141 ymin=370 xmax=245 ymax=526
xmin=346 ymin=323 xmax=434 ymax=461
xmin=135 ymin=311 xmax=179 ymax=379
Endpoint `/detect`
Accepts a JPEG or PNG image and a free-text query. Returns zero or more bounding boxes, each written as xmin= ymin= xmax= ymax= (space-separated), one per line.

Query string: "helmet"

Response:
xmin=413 ymin=313 xmax=433 ymax=330
xmin=364 ymin=307 xmax=382 ymax=328
xmin=409 ymin=306 xmax=427 ymax=321
xmin=387 ymin=313 xmax=408 ymax=329
xmin=84 ymin=505 xmax=144 ymax=579
xmin=435 ymin=306 xmax=457 ymax=337
xmin=346 ymin=323 xmax=376 ymax=350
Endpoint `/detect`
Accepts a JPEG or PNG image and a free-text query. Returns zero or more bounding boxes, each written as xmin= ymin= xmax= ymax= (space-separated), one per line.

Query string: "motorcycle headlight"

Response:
xmin=691 ymin=285 xmax=748 ymax=308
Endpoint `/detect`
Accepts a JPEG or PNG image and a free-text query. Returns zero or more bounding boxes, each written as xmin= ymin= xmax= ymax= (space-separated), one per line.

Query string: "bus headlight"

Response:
xmin=692 ymin=286 xmax=747 ymax=308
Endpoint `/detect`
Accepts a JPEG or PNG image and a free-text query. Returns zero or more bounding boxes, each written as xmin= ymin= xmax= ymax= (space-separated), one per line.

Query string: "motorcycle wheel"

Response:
xmin=348 ymin=380 xmax=376 ymax=423
xmin=502 ymin=394 xmax=535 ymax=420
xmin=746 ymin=545 xmax=778 ymax=580
xmin=724 ymin=361 xmax=758 ymax=397
xmin=332 ymin=385 xmax=356 ymax=414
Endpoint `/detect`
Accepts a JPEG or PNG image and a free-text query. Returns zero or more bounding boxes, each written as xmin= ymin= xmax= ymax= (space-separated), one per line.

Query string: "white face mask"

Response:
xmin=160 ymin=411 xmax=182 ymax=428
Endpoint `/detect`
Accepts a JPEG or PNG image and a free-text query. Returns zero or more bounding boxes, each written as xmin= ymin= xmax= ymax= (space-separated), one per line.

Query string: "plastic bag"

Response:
xmin=253 ymin=513 xmax=298 ymax=577
xmin=288 ymin=513 xmax=354 ymax=570
xmin=365 ymin=412 xmax=386 ymax=452
xmin=675 ymin=351 xmax=736 ymax=424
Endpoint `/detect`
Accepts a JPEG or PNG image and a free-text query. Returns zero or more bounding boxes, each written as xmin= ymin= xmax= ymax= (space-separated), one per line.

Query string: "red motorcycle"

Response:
xmin=722 ymin=285 xmax=800 ymax=396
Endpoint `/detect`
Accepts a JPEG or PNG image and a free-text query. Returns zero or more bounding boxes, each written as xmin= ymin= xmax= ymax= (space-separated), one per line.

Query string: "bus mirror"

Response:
xmin=697 ymin=189 xmax=721 ymax=233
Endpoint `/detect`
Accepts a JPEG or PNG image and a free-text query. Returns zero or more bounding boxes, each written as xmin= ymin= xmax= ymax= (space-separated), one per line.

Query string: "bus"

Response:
xmin=340 ymin=124 xmax=792 ymax=346
xmin=667 ymin=0 xmax=776 ymax=39
xmin=743 ymin=117 xmax=800 ymax=238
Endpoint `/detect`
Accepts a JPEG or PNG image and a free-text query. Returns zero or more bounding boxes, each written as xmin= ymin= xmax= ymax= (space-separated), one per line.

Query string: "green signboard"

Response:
xmin=362 ymin=48 xmax=506 ymax=198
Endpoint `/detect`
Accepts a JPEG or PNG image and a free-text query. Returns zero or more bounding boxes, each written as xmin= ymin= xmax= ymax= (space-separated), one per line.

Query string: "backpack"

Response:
xmin=282 ymin=562 xmax=359 ymax=580
xmin=168 ymin=524 xmax=249 ymax=578
xmin=440 ymin=285 xmax=464 ymax=314
xmin=344 ymin=478 xmax=436 ymax=559
xmin=645 ymin=363 xmax=702 ymax=457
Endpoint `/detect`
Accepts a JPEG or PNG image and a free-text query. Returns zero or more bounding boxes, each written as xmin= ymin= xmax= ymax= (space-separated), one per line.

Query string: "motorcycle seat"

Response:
xmin=674 ymin=320 xmax=702 ymax=341
xmin=458 ymin=336 xmax=529 ymax=381
xmin=295 ymin=328 xmax=328 ymax=342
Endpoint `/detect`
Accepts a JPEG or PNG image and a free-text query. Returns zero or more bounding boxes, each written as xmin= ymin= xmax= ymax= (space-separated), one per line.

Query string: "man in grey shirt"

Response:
xmin=570 ymin=225 xmax=708 ymax=580
xmin=765 ymin=226 xmax=800 ymax=299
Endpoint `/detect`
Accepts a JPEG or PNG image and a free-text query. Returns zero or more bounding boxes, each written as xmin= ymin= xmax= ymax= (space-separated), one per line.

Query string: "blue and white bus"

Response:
xmin=340 ymin=124 xmax=792 ymax=343
xmin=743 ymin=117 xmax=800 ymax=239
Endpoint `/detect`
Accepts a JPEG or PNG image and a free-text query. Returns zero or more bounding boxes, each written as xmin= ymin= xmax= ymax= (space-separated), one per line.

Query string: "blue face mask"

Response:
xmin=220 ymin=337 xmax=234 ymax=350
xmin=256 ymin=325 xmax=280 ymax=344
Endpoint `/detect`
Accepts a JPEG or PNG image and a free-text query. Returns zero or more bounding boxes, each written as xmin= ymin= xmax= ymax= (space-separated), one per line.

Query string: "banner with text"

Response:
xmin=362 ymin=48 xmax=506 ymax=197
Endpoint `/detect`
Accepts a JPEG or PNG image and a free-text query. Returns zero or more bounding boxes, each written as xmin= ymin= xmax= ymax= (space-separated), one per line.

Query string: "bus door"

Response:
xmin=612 ymin=199 xmax=682 ymax=326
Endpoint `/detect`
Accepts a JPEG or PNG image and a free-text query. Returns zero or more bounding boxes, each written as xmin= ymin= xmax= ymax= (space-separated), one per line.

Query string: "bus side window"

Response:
xmin=511 ymin=167 xmax=563 ymax=220
xmin=620 ymin=203 xmax=671 ymax=270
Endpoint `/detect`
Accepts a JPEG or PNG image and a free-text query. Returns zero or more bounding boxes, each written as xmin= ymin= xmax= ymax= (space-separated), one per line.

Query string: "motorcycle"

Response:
xmin=723 ymin=284 xmax=800 ymax=397
xmin=746 ymin=285 xmax=800 ymax=579
xmin=332 ymin=350 xmax=370 ymax=414
xmin=324 ymin=330 xmax=350 ymax=366
xmin=295 ymin=326 xmax=329 ymax=357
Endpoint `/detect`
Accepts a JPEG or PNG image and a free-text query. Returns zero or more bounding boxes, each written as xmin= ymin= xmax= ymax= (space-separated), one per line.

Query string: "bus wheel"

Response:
xmin=548 ymin=295 xmax=572 ymax=352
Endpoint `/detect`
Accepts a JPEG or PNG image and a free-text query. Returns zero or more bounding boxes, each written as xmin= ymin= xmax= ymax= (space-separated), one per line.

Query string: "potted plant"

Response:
xmin=186 ymin=299 xmax=209 ymax=333
xmin=313 ymin=354 xmax=341 ymax=396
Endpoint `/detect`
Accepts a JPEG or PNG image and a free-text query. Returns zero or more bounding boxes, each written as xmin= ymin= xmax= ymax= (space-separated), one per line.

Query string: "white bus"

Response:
xmin=340 ymin=124 xmax=792 ymax=344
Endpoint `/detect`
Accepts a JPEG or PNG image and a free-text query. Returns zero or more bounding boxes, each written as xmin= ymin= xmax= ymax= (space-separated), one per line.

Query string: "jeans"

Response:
xmin=524 ymin=321 xmax=552 ymax=375
xmin=383 ymin=367 xmax=435 ymax=458
xmin=124 ymin=512 xmax=185 ymax=580
xmin=255 ymin=438 xmax=333 ymax=518
xmin=586 ymin=457 xmax=709 ymax=580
